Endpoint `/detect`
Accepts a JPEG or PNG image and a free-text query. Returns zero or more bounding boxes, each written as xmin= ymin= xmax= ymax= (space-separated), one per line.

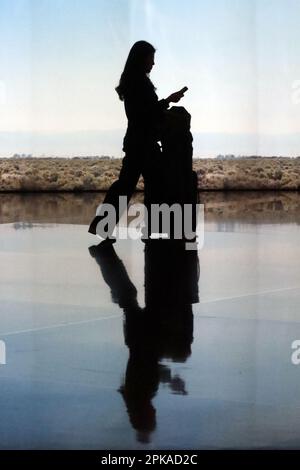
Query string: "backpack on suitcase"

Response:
xmin=143 ymin=106 xmax=198 ymax=241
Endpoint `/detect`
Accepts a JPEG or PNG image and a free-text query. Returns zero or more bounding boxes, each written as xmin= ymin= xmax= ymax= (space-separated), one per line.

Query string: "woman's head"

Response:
xmin=116 ymin=40 xmax=156 ymax=101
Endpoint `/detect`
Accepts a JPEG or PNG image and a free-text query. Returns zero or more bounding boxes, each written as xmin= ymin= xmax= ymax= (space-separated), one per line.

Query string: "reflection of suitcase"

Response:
xmin=143 ymin=106 xmax=198 ymax=240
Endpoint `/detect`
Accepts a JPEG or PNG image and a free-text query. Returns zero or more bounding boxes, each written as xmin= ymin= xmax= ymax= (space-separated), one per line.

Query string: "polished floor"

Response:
xmin=0 ymin=191 xmax=300 ymax=449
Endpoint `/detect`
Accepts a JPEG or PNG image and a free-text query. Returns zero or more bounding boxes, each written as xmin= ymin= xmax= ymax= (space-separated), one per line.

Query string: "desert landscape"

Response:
xmin=0 ymin=156 xmax=299 ymax=192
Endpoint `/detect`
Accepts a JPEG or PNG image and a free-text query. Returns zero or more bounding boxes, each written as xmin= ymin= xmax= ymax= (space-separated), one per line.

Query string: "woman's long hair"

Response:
xmin=115 ymin=40 xmax=157 ymax=101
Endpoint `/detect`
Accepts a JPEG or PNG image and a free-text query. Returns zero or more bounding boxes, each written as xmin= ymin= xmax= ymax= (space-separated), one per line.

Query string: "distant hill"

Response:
xmin=1 ymin=129 xmax=300 ymax=158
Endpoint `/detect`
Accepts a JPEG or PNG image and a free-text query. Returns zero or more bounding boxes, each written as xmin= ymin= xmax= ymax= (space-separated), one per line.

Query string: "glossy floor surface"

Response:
xmin=0 ymin=191 xmax=300 ymax=449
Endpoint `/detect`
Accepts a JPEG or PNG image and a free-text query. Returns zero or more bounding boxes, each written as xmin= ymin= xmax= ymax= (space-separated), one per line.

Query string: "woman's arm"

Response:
xmin=125 ymin=81 xmax=169 ymax=127
xmin=124 ymin=81 xmax=187 ymax=144
xmin=166 ymin=88 xmax=187 ymax=104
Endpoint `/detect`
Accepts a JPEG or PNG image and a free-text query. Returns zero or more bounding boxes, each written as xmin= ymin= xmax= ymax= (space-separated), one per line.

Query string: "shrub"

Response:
xmin=274 ymin=169 xmax=283 ymax=180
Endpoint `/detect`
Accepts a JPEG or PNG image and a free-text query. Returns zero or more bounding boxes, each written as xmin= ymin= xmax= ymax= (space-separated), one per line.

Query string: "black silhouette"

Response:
xmin=88 ymin=40 xmax=188 ymax=240
xmin=88 ymin=239 xmax=199 ymax=443
xmin=144 ymin=106 xmax=198 ymax=241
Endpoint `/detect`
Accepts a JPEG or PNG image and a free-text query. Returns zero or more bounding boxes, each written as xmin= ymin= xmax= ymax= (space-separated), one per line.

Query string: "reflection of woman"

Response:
xmin=88 ymin=40 xmax=186 ymax=241
xmin=88 ymin=238 xmax=199 ymax=444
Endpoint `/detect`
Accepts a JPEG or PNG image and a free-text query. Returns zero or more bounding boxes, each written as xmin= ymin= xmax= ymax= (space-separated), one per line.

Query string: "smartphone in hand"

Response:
xmin=180 ymin=86 xmax=188 ymax=94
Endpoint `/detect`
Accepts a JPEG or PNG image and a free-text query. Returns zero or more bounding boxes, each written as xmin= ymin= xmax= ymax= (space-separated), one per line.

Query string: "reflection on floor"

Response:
xmin=0 ymin=191 xmax=300 ymax=449
xmin=90 ymin=240 xmax=199 ymax=444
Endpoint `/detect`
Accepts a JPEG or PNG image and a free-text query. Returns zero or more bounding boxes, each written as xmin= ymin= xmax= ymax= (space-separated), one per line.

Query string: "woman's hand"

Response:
xmin=166 ymin=87 xmax=188 ymax=104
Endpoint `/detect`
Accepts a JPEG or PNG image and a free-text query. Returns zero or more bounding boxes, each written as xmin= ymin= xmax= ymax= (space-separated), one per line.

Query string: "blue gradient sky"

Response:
xmin=1 ymin=0 xmax=300 ymax=156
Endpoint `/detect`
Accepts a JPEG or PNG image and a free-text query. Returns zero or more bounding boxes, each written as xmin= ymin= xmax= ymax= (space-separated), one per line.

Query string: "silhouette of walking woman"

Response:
xmin=88 ymin=40 xmax=187 ymax=243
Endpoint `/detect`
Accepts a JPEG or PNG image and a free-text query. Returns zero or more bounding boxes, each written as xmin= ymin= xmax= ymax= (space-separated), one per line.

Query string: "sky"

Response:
xmin=0 ymin=0 xmax=300 ymax=157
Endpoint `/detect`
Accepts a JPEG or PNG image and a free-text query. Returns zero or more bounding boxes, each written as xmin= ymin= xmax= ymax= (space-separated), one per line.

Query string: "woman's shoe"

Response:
xmin=88 ymin=216 xmax=101 ymax=235
xmin=99 ymin=237 xmax=117 ymax=247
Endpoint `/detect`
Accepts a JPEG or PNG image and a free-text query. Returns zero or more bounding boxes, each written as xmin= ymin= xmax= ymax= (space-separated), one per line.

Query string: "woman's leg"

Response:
xmin=88 ymin=153 xmax=142 ymax=236
xmin=141 ymin=142 xmax=164 ymax=238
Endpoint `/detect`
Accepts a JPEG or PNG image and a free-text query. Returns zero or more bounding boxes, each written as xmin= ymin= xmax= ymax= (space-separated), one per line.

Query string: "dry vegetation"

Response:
xmin=0 ymin=156 xmax=300 ymax=192
xmin=0 ymin=157 xmax=125 ymax=192
xmin=193 ymin=157 xmax=300 ymax=190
